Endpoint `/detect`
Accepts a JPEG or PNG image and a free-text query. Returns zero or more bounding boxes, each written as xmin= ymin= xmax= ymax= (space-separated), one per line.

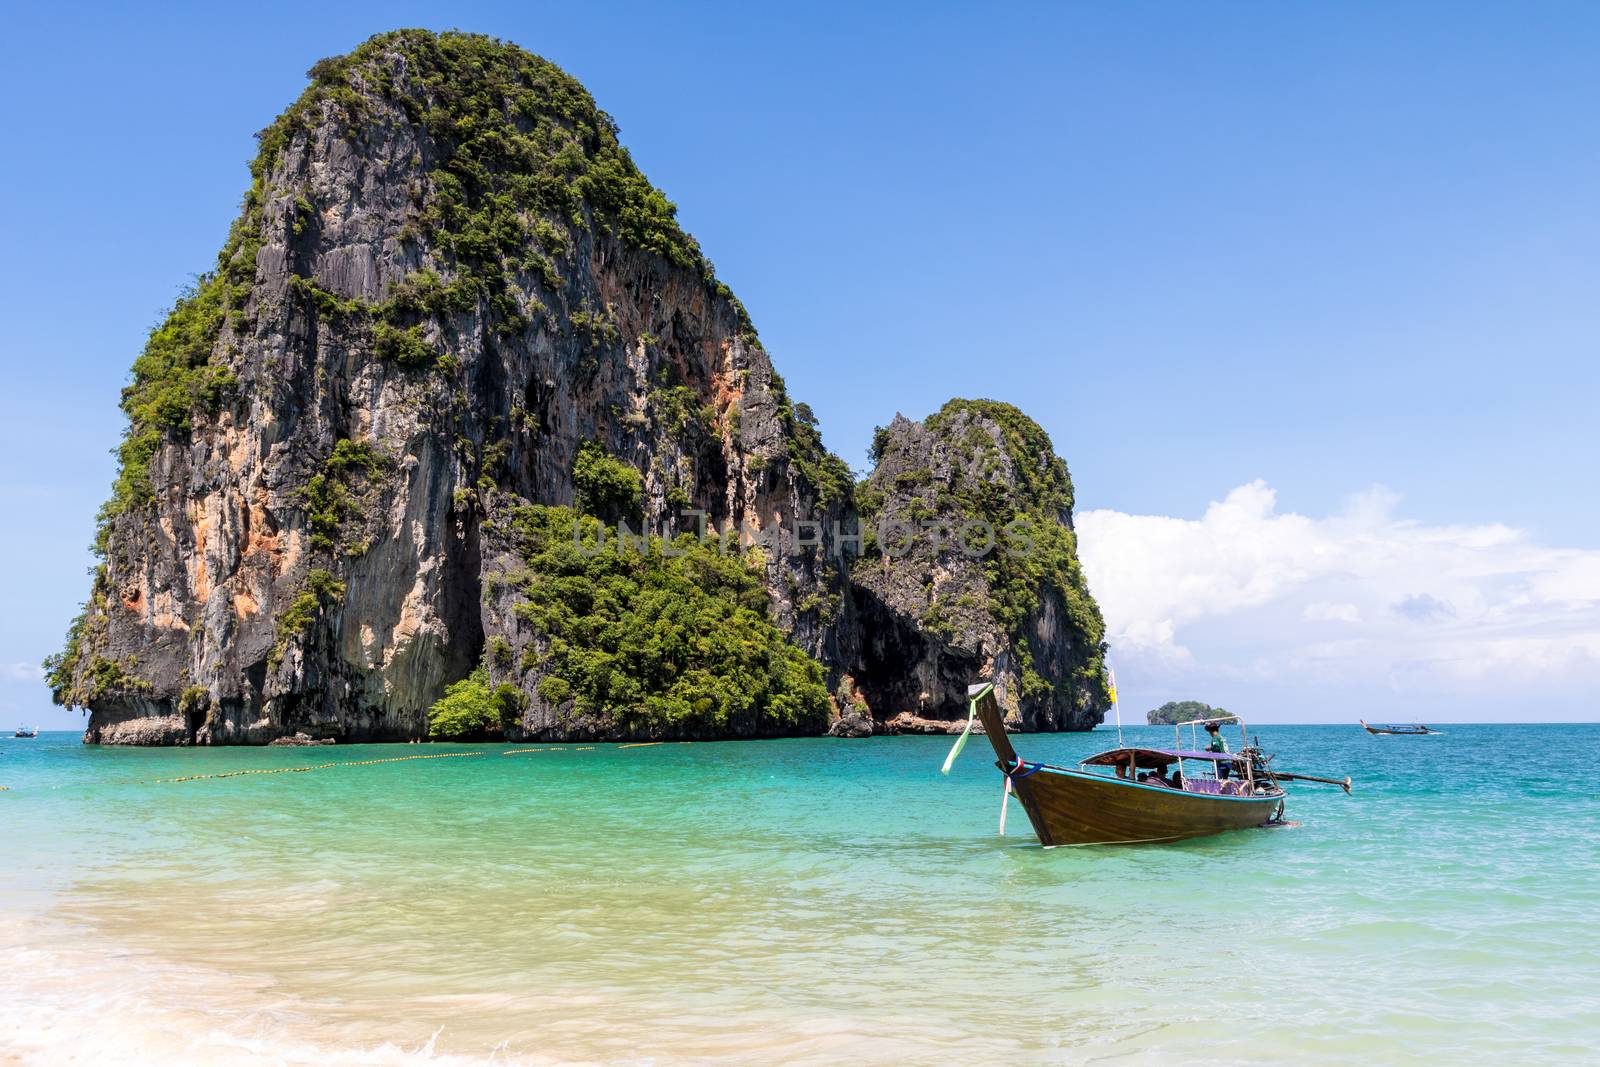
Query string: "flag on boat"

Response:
xmin=940 ymin=693 xmax=979 ymax=775
xmin=940 ymin=682 xmax=994 ymax=775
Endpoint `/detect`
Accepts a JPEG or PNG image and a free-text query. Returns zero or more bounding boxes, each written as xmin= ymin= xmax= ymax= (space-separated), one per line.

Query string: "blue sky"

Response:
xmin=3 ymin=1 xmax=1597 ymax=728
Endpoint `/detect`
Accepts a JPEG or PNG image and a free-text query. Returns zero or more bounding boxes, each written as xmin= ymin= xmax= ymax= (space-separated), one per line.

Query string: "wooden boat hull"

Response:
xmin=966 ymin=683 xmax=1283 ymax=847
xmin=1008 ymin=765 xmax=1283 ymax=847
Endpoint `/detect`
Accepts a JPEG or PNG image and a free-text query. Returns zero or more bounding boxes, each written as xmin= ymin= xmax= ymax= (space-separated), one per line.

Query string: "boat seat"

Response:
xmin=1184 ymin=779 xmax=1253 ymax=796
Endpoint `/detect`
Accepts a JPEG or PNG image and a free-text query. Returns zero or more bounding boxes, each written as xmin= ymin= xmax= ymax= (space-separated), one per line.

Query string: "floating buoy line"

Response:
xmin=155 ymin=749 xmax=487 ymax=783
xmin=0 ymin=741 xmax=689 ymax=793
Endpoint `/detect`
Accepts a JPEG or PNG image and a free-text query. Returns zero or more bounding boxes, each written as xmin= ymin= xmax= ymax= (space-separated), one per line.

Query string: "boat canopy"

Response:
xmin=1081 ymin=747 xmax=1244 ymax=769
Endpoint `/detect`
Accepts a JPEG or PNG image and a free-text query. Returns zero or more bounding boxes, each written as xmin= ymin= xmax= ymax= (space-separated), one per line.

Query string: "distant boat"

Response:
xmin=13 ymin=726 xmax=38 ymax=738
xmin=947 ymin=682 xmax=1351 ymax=847
xmin=1359 ymin=720 xmax=1435 ymax=735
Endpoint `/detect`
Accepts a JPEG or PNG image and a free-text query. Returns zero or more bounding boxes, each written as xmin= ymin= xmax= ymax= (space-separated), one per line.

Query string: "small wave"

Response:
xmin=0 ymin=915 xmax=558 ymax=1067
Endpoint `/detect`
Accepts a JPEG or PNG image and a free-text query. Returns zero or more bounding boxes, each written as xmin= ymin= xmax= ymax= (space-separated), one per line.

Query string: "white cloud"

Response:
xmin=1302 ymin=601 xmax=1361 ymax=623
xmin=1077 ymin=481 xmax=1600 ymax=720
xmin=0 ymin=662 xmax=45 ymax=683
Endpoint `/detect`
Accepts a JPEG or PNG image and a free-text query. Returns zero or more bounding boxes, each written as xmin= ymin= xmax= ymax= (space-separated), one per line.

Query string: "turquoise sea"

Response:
xmin=1 ymin=723 xmax=1596 ymax=1065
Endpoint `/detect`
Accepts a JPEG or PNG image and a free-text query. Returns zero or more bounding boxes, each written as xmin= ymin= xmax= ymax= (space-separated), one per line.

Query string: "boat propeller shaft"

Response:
xmin=1269 ymin=770 xmax=1353 ymax=794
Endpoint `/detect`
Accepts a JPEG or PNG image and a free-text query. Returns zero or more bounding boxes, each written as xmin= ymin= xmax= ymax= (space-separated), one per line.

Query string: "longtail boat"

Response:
xmin=1359 ymin=720 xmax=1435 ymax=735
xmin=947 ymin=682 xmax=1348 ymax=847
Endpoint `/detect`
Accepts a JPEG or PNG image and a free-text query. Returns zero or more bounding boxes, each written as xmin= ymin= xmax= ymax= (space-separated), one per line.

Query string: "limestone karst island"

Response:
xmin=7 ymin=14 xmax=1595 ymax=1067
xmin=45 ymin=31 xmax=1108 ymax=747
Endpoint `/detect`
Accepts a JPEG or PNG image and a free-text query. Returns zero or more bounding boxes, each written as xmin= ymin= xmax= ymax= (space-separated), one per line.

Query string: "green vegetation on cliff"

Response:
xmin=265 ymin=29 xmax=756 ymax=338
xmin=498 ymin=504 xmax=831 ymax=734
xmin=270 ymin=569 xmax=346 ymax=666
xmin=1146 ymin=700 xmax=1227 ymax=725
xmin=296 ymin=439 xmax=389 ymax=554
xmin=95 ymin=255 xmax=250 ymax=549
xmin=572 ymin=441 xmax=644 ymax=522
xmin=43 ymin=568 xmax=154 ymax=708
xmin=784 ymin=399 xmax=853 ymax=506
xmin=427 ymin=668 xmax=528 ymax=739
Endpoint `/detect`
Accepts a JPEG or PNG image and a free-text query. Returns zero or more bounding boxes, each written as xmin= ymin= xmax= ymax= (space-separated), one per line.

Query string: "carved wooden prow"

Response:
xmin=967 ymin=681 xmax=1017 ymax=767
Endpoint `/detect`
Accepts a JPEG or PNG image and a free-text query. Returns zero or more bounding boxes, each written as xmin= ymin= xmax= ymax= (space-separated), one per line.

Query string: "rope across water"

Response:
xmin=156 ymin=749 xmax=487 ymax=783
xmin=0 ymin=742 xmax=676 ymax=792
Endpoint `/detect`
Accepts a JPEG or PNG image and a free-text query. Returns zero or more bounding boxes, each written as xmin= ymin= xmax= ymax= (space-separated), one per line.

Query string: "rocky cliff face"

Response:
xmin=846 ymin=401 xmax=1108 ymax=734
xmin=48 ymin=30 xmax=1106 ymax=743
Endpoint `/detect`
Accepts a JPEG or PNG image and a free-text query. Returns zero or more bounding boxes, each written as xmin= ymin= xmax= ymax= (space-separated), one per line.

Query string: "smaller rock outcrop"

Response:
xmin=269 ymin=732 xmax=337 ymax=746
xmin=848 ymin=399 xmax=1109 ymax=732
xmin=825 ymin=674 xmax=875 ymax=737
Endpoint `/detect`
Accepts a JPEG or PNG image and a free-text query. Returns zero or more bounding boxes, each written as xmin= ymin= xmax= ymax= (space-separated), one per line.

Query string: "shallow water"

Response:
xmin=2 ymin=724 xmax=1596 ymax=1065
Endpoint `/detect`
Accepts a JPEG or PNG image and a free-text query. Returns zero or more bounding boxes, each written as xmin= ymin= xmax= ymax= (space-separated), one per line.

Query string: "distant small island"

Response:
xmin=1146 ymin=700 xmax=1226 ymax=725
